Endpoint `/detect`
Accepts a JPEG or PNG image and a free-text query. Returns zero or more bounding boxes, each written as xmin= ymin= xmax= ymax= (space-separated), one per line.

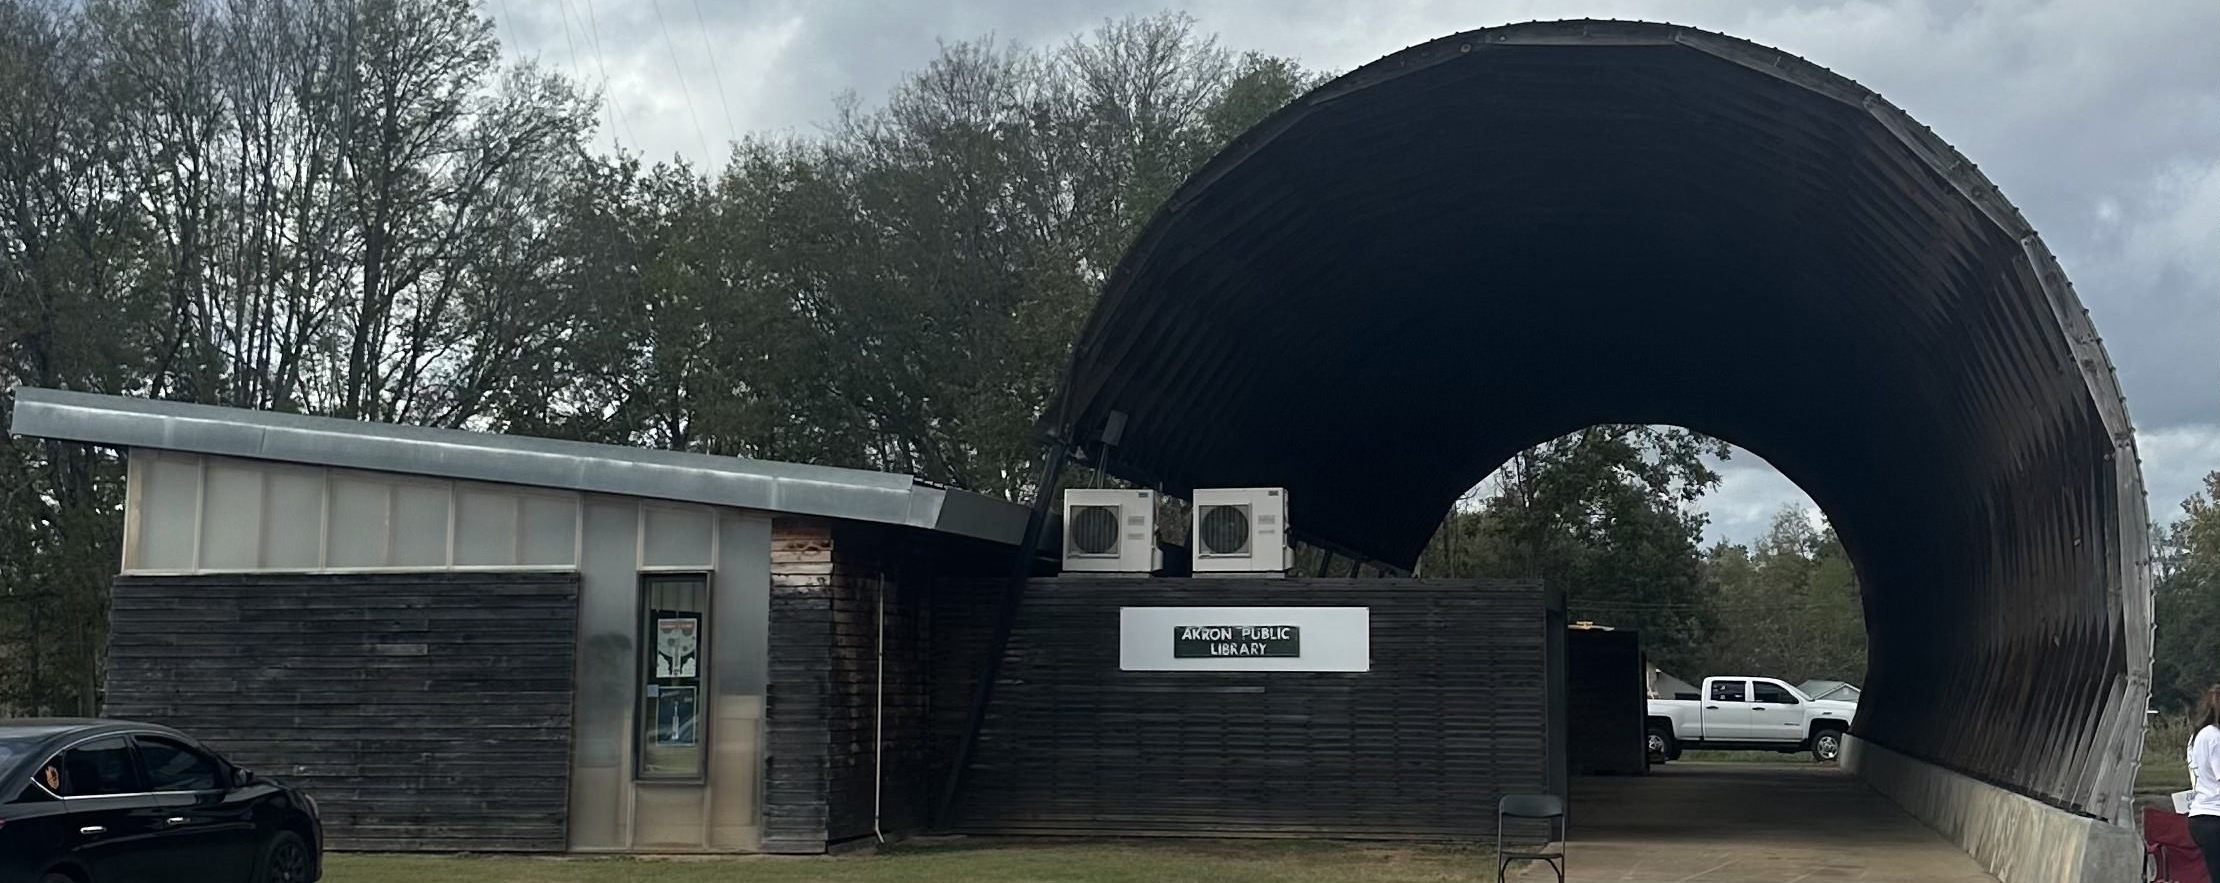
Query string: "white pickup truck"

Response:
xmin=1647 ymin=676 xmax=1857 ymax=762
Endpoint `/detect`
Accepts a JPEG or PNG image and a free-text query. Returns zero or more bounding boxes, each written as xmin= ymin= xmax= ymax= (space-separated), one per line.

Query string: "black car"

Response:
xmin=0 ymin=719 xmax=321 ymax=883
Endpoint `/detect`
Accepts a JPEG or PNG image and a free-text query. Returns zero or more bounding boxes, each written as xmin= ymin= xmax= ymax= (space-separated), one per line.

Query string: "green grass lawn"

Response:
xmin=2139 ymin=714 xmax=2193 ymax=793
xmin=325 ymin=839 xmax=1505 ymax=883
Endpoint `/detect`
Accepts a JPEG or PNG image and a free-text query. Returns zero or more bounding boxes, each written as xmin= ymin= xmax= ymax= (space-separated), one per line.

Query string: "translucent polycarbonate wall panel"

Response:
xmin=643 ymin=505 xmax=714 ymax=568
xmin=570 ymin=495 xmax=642 ymax=850
xmin=109 ymin=449 xmax=780 ymax=852
xmin=566 ymin=496 xmax=771 ymax=852
xmin=198 ymin=461 xmax=264 ymax=570
xmin=118 ymin=450 xmax=584 ymax=573
xmin=390 ymin=482 xmax=449 ymax=567
xmin=327 ymin=476 xmax=392 ymax=568
xmin=713 ymin=514 xmax=772 ymax=695
xmin=455 ymin=486 xmax=520 ymax=566
xmin=520 ymin=495 xmax=578 ymax=566
xmin=632 ymin=785 xmax=708 ymax=850
xmin=260 ymin=466 xmax=324 ymax=569
xmin=708 ymin=512 xmax=770 ymax=850
xmin=132 ymin=452 xmax=200 ymax=570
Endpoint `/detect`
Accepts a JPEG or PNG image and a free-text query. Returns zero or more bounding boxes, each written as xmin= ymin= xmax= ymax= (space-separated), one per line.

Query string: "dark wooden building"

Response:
xmin=10 ymin=388 xmax=1570 ymax=854
xmin=928 ymin=577 xmax=1567 ymax=838
xmin=1566 ymin=626 xmax=1649 ymax=776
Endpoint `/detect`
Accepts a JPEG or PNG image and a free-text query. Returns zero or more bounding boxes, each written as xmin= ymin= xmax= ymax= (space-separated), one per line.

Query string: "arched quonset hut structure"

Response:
xmin=1041 ymin=19 xmax=2150 ymax=872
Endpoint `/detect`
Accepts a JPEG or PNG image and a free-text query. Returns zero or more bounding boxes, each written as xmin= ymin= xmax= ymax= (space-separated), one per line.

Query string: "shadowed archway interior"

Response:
xmin=1041 ymin=20 xmax=2151 ymax=820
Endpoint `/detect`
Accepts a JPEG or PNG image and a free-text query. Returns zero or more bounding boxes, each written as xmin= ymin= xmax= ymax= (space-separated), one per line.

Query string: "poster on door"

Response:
xmin=655 ymin=616 xmax=698 ymax=678
xmin=654 ymin=686 xmax=698 ymax=746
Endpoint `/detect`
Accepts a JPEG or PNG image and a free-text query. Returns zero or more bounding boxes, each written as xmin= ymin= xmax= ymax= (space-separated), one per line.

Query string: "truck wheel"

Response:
xmin=1811 ymin=729 xmax=1844 ymax=763
xmin=1647 ymin=725 xmax=1677 ymax=763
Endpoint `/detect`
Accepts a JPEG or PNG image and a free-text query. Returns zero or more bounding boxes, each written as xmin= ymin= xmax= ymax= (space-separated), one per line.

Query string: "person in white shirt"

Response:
xmin=2188 ymin=684 xmax=2220 ymax=881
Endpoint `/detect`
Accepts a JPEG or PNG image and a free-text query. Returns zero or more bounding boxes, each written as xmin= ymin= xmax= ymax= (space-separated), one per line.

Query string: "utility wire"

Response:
xmin=578 ymin=0 xmax=638 ymax=152
xmin=552 ymin=0 xmax=584 ymax=87
xmin=649 ymin=0 xmax=711 ymax=161
xmin=689 ymin=0 xmax=738 ymax=145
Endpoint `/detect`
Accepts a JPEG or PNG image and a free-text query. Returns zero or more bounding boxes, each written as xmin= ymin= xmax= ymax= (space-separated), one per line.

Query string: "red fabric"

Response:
xmin=2148 ymin=806 xmax=2211 ymax=883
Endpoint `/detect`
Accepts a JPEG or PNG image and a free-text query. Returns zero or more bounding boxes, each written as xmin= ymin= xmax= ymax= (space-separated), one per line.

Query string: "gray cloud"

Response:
xmin=489 ymin=0 xmax=2217 ymax=538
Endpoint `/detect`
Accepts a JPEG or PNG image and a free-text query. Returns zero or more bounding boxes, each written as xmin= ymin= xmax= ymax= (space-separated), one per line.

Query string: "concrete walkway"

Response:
xmin=1517 ymin=762 xmax=2000 ymax=882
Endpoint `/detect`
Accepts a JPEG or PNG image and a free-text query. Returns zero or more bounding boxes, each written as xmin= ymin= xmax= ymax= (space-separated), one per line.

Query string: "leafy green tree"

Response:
xmin=1698 ymin=507 xmax=1867 ymax=684
xmin=1418 ymin=425 xmax=1726 ymax=674
xmin=2153 ymin=472 xmax=2220 ymax=711
xmin=0 ymin=3 xmax=1323 ymax=713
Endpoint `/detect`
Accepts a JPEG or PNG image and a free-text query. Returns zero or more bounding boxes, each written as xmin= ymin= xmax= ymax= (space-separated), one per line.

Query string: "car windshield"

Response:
xmin=0 ymin=736 xmax=36 ymax=778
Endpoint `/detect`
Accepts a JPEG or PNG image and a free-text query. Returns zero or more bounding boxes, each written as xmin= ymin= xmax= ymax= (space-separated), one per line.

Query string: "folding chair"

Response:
xmin=2146 ymin=804 xmax=2211 ymax=883
xmin=1496 ymin=793 xmax=1566 ymax=883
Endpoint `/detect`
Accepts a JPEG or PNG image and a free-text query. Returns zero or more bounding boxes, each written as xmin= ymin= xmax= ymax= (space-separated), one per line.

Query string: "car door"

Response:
xmin=1704 ymin=679 xmax=1755 ymax=739
xmin=131 ymin=733 xmax=259 ymax=880
xmin=1747 ymin=680 xmax=1806 ymax=743
xmin=40 ymin=735 xmax=169 ymax=883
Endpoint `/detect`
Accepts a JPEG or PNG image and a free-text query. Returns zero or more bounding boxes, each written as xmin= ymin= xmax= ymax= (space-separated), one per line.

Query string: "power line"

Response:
xmin=689 ymin=0 xmax=737 ymax=145
xmin=552 ymin=0 xmax=584 ymax=84
xmin=493 ymin=0 xmax=517 ymax=54
xmin=577 ymin=0 xmax=637 ymax=152
xmin=649 ymin=0 xmax=711 ymax=161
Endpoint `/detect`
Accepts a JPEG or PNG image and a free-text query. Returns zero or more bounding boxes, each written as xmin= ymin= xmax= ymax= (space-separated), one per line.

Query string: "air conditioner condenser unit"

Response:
xmin=1062 ymin=488 xmax=1162 ymax=574
xmin=1192 ymin=487 xmax=1292 ymax=575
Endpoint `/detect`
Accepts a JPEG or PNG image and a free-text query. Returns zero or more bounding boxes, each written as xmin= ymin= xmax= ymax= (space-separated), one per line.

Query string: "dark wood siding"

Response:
xmin=764 ymin=520 xmax=834 ymax=854
xmin=931 ymin=577 xmax=1560 ymax=838
xmin=1567 ymin=628 xmax=1647 ymax=775
xmin=764 ymin=519 xmax=988 ymax=853
xmin=104 ymin=572 xmax=579 ymax=852
xmin=824 ymin=561 xmax=933 ymax=845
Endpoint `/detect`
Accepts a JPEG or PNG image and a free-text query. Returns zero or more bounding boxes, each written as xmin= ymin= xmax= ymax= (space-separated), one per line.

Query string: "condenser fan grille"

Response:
xmin=1069 ymin=505 xmax=1121 ymax=555
xmin=1198 ymin=505 xmax=1252 ymax=556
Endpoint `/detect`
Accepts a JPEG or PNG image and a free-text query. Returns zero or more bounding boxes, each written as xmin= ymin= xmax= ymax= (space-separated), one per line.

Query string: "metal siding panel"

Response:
xmin=708 ymin=512 xmax=771 ymax=850
xmin=569 ymin=495 xmax=641 ymax=850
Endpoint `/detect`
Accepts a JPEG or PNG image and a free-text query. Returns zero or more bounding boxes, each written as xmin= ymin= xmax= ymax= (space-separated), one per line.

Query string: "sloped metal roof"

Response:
xmin=9 ymin=387 xmax=1028 ymax=546
xmin=1041 ymin=19 xmax=2148 ymax=821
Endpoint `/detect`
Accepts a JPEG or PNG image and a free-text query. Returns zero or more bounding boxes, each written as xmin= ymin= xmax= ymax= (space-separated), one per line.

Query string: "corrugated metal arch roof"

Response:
xmin=1042 ymin=19 xmax=2149 ymax=820
xmin=8 ymin=388 xmax=1029 ymax=546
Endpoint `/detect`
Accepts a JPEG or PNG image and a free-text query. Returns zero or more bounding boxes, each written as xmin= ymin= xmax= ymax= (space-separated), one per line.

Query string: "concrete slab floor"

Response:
xmin=1513 ymin=762 xmax=2000 ymax=883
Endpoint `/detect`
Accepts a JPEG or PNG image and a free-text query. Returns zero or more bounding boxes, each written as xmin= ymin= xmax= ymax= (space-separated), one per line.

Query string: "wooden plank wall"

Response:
xmin=1567 ymin=628 xmax=1648 ymax=775
xmin=103 ymin=572 xmax=579 ymax=852
xmin=822 ymin=535 xmax=932 ymax=846
xmin=930 ymin=577 xmax=1559 ymax=838
xmin=764 ymin=519 xmax=836 ymax=854
xmin=766 ymin=518 xmax=993 ymax=853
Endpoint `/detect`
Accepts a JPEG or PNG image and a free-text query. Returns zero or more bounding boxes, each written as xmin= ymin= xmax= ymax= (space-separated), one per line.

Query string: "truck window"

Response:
xmin=1710 ymin=680 xmax=1747 ymax=702
xmin=1752 ymin=682 xmax=1798 ymax=705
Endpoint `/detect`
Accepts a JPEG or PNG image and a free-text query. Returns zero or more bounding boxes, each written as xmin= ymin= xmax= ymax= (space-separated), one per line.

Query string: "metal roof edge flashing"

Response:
xmin=7 ymin=388 xmax=1028 ymax=546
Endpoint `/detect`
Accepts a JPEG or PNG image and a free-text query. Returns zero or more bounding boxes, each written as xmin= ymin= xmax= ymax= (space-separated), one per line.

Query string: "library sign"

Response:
xmin=1174 ymin=624 xmax=1300 ymax=658
xmin=1121 ymin=607 xmax=1369 ymax=671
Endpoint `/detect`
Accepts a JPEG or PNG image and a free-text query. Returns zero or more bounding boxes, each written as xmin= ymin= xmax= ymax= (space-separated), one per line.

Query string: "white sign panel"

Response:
xmin=1120 ymin=606 xmax=1370 ymax=671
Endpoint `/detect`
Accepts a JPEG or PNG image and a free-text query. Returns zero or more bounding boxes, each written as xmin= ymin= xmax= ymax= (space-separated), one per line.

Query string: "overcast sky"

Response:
xmin=487 ymin=0 xmax=2216 ymax=544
